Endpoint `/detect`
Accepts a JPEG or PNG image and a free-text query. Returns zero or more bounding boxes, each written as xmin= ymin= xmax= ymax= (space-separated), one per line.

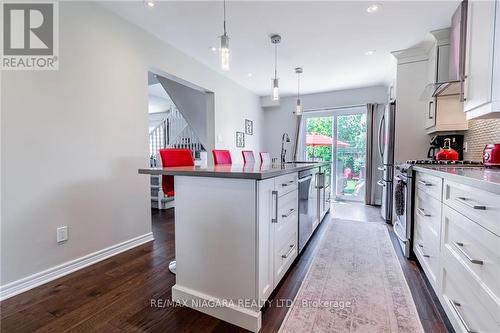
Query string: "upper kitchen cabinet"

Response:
xmin=424 ymin=28 xmax=468 ymax=133
xmin=463 ymin=0 xmax=500 ymax=119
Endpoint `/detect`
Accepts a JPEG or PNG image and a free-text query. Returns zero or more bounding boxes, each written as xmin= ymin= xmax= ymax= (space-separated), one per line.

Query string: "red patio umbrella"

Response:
xmin=306 ymin=133 xmax=350 ymax=147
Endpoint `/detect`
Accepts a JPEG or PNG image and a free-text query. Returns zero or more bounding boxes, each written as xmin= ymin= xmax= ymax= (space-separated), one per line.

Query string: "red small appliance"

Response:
xmin=436 ymin=138 xmax=459 ymax=161
xmin=483 ymin=144 xmax=500 ymax=168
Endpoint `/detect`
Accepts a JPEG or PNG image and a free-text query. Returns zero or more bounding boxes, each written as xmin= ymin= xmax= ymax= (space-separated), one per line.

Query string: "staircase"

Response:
xmin=149 ymin=106 xmax=205 ymax=209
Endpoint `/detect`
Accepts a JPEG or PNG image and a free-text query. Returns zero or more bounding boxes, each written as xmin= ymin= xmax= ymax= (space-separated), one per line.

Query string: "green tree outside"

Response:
xmin=306 ymin=114 xmax=366 ymax=174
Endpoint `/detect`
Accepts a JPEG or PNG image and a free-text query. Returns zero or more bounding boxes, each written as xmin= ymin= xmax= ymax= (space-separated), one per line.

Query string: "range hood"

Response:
xmin=424 ymin=0 xmax=467 ymax=99
xmin=424 ymin=80 xmax=462 ymax=98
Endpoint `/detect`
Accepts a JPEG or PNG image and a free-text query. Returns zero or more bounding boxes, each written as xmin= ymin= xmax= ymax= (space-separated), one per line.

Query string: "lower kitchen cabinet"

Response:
xmin=257 ymin=173 xmax=298 ymax=302
xmin=413 ymin=187 xmax=441 ymax=292
xmin=414 ymin=170 xmax=500 ymax=333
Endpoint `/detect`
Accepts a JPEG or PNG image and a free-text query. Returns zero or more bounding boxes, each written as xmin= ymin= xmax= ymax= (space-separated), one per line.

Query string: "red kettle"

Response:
xmin=436 ymin=138 xmax=459 ymax=161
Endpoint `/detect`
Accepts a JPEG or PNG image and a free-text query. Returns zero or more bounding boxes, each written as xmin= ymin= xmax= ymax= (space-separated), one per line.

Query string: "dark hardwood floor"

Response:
xmin=0 ymin=205 xmax=453 ymax=333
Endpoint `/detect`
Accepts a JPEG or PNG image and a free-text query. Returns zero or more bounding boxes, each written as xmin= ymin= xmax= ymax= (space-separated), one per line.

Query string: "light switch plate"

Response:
xmin=57 ymin=226 xmax=68 ymax=243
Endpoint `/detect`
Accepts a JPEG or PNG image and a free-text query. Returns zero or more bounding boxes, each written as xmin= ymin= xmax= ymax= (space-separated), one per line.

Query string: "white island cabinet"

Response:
xmin=413 ymin=167 xmax=500 ymax=333
xmin=139 ymin=162 xmax=329 ymax=332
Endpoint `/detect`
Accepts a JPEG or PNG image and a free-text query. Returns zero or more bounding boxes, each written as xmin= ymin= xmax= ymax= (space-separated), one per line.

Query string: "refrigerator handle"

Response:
xmin=377 ymin=113 xmax=385 ymax=160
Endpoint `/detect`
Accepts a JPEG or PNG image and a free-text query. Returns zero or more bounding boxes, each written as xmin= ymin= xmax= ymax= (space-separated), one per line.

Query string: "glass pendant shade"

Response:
xmin=272 ymin=78 xmax=280 ymax=101
xmin=295 ymin=98 xmax=303 ymax=115
xmin=220 ymin=34 xmax=230 ymax=71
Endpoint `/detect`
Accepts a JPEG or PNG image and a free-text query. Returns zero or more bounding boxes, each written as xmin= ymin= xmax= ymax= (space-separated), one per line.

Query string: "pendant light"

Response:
xmin=219 ymin=0 xmax=230 ymax=71
xmin=270 ymin=34 xmax=281 ymax=101
xmin=295 ymin=67 xmax=303 ymax=115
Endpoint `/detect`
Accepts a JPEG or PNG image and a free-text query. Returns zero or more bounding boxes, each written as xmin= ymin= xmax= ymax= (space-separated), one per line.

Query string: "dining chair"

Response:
xmin=158 ymin=148 xmax=194 ymax=274
xmin=212 ymin=149 xmax=232 ymax=165
xmin=242 ymin=150 xmax=255 ymax=163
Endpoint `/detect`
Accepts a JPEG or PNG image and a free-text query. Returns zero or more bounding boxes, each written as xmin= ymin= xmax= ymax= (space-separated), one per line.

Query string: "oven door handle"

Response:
xmin=393 ymin=222 xmax=408 ymax=244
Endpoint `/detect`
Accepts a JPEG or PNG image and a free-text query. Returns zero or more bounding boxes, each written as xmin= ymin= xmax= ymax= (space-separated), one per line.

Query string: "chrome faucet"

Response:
xmin=281 ymin=132 xmax=290 ymax=163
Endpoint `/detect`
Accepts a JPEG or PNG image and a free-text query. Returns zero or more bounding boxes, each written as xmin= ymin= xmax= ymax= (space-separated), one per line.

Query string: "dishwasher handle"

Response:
xmin=298 ymin=175 xmax=313 ymax=183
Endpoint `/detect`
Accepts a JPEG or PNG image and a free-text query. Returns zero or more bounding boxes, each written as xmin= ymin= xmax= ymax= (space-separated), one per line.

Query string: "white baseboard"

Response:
xmin=0 ymin=232 xmax=154 ymax=301
xmin=172 ymin=284 xmax=262 ymax=332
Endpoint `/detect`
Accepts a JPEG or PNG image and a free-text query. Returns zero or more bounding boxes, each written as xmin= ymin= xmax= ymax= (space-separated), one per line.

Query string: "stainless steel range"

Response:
xmin=393 ymin=160 xmax=482 ymax=258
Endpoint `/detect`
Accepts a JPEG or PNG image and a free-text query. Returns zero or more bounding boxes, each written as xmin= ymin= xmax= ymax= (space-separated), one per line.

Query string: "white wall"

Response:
xmin=261 ymin=86 xmax=388 ymax=160
xmin=1 ymin=2 xmax=262 ymax=289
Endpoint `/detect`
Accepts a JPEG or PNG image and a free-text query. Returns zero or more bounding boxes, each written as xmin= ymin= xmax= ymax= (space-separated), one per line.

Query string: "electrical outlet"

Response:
xmin=57 ymin=226 xmax=68 ymax=243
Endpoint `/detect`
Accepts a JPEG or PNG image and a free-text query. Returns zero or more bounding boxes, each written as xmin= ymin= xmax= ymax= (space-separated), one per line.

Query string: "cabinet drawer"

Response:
xmin=275 ymin=173 xmax=298 ymax=197
xmin=414 ymin=188 xmax=441 ymax=245
xmin=415 ymin=172 xmax=443 ymax=200
xmin=442 ymin=205 xmax=500 ymax=304
xmin=443 ymin=179 xmax=500 ymax=236
xmin=275 ymin=190 xmax=298 ymax=250
xmin=441 ymin=243 xmax=500 ymax=333
xmin=274 ymin=232 xmax=297 ymax=285
xmin=414 ymin=221 xmax=440 ymax=291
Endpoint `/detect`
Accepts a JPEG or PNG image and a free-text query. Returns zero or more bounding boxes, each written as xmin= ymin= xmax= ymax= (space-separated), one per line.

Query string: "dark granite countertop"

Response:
xmin=139 ymin=162 xmax=331 ymax=180
xmin=413 ymin=166 xmax=500 ymax=194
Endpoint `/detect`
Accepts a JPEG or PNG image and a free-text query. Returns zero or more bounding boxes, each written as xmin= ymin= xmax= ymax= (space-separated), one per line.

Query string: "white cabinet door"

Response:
xmin=464 ymin=0 xmax=496 ymax=113
xmin=256 ymin=178 xmax=275 ymax=301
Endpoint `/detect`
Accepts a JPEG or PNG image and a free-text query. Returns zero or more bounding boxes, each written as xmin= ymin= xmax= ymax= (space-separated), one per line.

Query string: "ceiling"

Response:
xmin=101 ymin=1 xmax=460 ymax=96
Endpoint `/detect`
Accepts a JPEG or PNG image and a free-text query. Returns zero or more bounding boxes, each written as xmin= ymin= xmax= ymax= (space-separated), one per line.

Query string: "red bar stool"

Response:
xmin=212 ymin=149 xmax=232 ymax=165
xmin=159 ymin=148 xmax=194 ymax=274
xmin=260 ymin=152 xmax=271 ymax=164
xmin=242 ymin=150 xmax=255 ymax=163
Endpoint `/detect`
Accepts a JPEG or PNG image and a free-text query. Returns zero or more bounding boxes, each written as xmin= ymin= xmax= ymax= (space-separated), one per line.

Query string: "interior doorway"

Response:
xmin=300 ymin=106 xmax=367 ymax=202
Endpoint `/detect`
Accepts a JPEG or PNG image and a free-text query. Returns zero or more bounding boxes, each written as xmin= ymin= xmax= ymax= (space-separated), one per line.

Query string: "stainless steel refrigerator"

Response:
xmin=377 ymin=101 xmax=396 ymax=223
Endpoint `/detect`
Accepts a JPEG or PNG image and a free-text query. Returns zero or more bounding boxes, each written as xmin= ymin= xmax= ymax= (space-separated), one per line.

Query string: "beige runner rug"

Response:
xmin=279 ymin=219 xmax=424 ymax=333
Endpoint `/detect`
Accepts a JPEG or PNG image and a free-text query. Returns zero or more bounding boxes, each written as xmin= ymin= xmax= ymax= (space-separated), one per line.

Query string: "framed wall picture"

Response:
xmin=236 ymin=131 xmax=245 ymax=148
xmin=245 ymin=119 xmax=253 ymax=135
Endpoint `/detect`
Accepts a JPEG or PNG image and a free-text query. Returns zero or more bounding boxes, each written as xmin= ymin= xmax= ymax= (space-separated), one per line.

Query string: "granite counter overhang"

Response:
xmin=138 ymin=162 xmax=331 ymax=180
xmin=413 ymin=165 xmax=500 ymax=195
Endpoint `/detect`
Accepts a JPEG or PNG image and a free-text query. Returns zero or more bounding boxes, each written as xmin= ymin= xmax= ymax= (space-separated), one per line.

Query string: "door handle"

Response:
xmin=377 ymin=166 xmax=385 ymax=171
xmin=271 ymin=191 xmax=278 ymax=223
xmin=393 ymin=223 xmax=408 ymax=244
xmin=460 ymin=75 xmax=468 ymax=102
xmin=455 ymin=197 xmax=486 ymax=210
xmin=453 ymin=242 xmax=484 ymax=265
xmin=428 ymin=100 xmax=434 ymax=119
xmin=281 ymin=208 xmax=296 ymax=218
xmin=377 ymin=113 xmax=385 ymax=159
xmin=281 ymin=180 xmax=295 ymax=187
xmin=416 ymin=208 xmax=430 ymax=217
xmin=281 ymin=244 xmax=295 ymax=259
xmin=448 ymin=299 xmax=476 ymax=333
xmin=377 ymin=180 xmax=385 ymax=187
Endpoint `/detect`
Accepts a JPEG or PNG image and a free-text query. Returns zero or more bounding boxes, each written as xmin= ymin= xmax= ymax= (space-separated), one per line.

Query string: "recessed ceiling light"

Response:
xmin=210 ymin=46 xmax=218 ymax=52
xmin=365 ymin=50 xmax=376 ymax=55
xmin=247 ymin=73 xmax=253 ymax=77
xmin=144 ymin=0 xmax=155 ymax=8
xmin=366 ymin=4 xmax=380 ymax=13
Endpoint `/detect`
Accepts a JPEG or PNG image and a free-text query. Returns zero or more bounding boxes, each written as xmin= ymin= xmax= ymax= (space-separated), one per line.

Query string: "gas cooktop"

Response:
xmin=405 ymin=160 xmax=483 ymax=166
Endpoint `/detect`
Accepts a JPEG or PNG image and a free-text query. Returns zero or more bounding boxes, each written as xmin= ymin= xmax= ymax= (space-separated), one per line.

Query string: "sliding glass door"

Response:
xmin=334 ymin=113 xmax=367 ymax=202
xmin=301 ymin=107 xmax=367 ymax=202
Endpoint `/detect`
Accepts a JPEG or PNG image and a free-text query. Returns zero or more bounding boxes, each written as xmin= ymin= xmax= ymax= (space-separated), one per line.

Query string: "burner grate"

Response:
xmin=404 ymin=160 xmax=483 ymax=166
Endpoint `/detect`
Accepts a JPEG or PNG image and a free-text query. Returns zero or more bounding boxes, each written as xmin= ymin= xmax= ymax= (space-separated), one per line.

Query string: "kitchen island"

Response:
xmin=138 ymin=162 xmax=330 ymax=332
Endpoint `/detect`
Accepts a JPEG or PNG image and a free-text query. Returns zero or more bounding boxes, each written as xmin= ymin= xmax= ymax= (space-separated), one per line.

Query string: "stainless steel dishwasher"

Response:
xmin=298 ymin=167 xmax=319 ymax=253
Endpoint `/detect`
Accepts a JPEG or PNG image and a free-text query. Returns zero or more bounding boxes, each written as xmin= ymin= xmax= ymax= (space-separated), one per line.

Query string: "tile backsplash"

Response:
xmin=463 ymin=119 xmax=500 ymax=160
